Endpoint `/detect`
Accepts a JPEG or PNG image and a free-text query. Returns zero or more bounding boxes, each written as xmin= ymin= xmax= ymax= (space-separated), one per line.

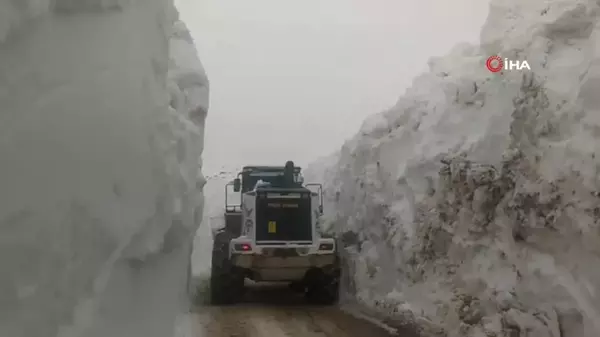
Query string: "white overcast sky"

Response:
xmin=174 ymin=0 xmax=489 ymax=173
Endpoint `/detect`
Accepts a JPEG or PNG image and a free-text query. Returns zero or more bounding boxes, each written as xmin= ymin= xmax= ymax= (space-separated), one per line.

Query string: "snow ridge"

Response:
xmin=0 ymin=1 xmax=208 ymax=337
xmin=308 ymin=0 xmax=600 ymax=336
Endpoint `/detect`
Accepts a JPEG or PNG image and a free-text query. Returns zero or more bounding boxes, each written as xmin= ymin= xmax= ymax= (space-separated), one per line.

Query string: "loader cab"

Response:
xmin=225 ymin=165 xmax=302 ymax=233
xmin=232 ymin=165 xmax=303 ymax=193
xmin=224 ymin=162 xmax=323 ymax=238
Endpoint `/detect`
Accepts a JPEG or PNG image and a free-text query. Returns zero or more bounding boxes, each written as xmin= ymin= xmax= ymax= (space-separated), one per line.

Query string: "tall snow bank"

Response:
xmin=0 ymin=1 xmax=209 ymax=337
xmin=307 ymin=0 xmax=600 ymax=336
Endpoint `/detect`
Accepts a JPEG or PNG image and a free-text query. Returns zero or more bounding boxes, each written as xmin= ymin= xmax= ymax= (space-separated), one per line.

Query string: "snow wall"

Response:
xmin=0 ymin=1 xmax=209 ymax=337
xmin=306 ymin=0 xmax=600 ymax=336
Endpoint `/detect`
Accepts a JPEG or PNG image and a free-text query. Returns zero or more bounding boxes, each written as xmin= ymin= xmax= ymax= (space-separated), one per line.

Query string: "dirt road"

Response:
xmin=192 ymin=282 xmax=401 ymax=337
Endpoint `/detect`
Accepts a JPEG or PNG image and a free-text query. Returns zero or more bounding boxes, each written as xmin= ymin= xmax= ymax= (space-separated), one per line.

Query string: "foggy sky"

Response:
xmin=174 ymin=0 xmax=489 ymax=172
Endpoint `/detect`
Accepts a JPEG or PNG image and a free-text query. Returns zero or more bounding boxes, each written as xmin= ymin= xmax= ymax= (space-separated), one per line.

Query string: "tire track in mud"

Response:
xmin=196 ymin=305 xmax=398 ymax=337
xmin=192 ymin=282 xmax=402 ymax=337
xmin=201 ymin=307 xmax=254 ymax=337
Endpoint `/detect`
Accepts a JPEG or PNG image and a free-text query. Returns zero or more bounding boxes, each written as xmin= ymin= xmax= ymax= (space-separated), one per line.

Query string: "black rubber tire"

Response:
xmin=288 ymin=281 xmax=305 ymax=293
xmin=209 ymin=264 xmax=244 ymax=305
xmin=304 ymin=268 xmax=340 ymax=305
xmin=209 ymin=233 xmax=244 ymax=305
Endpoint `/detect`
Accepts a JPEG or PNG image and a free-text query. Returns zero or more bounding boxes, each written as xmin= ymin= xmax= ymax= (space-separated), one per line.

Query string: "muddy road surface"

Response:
xmin=192 ymin=282 xmax=405 ymax=337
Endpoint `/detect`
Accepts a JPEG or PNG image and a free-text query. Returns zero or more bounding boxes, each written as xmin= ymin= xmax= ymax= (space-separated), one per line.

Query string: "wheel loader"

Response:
xmin=209 ymin=161 xmax=340 ymax=305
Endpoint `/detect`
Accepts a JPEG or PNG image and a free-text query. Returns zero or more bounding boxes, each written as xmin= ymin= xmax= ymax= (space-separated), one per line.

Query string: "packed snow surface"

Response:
xmin=306 ymin=0 xmax=600 ymax=336
xmin=0 ymin=1 xmax=209 ymax=337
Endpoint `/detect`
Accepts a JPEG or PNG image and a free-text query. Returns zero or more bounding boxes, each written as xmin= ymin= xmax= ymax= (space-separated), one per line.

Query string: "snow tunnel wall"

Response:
xmin=0 ymin=1 xmax=208 ymax=337
xmin=306 ymin=0 xmax=600 ymax=337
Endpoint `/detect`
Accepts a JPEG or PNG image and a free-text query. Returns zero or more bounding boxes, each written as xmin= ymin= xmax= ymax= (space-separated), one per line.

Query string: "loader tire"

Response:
xmin=304 ymin=267 xmax=340 ymax=305
xmin=209 ymin=233 xmax=244 ymax=305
